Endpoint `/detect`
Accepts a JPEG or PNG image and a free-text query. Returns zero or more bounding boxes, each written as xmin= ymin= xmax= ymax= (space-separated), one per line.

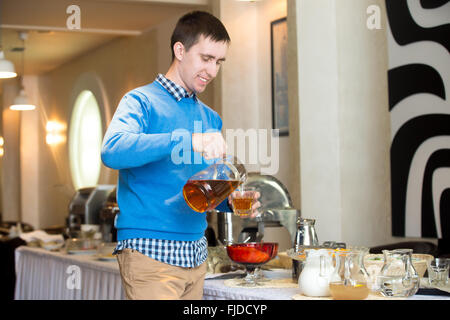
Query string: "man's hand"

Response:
xmin=192 ymin=132 xmax=227 ymax=160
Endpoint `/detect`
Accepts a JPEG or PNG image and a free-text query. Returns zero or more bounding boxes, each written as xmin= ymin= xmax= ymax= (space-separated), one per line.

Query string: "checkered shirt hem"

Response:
xmin=113 ymin=236 xmax=208 ymax=268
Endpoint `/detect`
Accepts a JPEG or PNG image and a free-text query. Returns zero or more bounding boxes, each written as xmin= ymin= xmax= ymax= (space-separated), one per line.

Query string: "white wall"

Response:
xmin=2 ymin=7 xmax=209 ymax=229
xmin=217 ymin=0 xmax=290 ymax=191
xmin=294 ymin=0 xmax=437 ymax=247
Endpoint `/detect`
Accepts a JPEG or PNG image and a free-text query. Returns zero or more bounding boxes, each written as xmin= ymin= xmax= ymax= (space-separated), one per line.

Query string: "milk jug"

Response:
xmin=298 ymin=249 xmax=336 ymax=297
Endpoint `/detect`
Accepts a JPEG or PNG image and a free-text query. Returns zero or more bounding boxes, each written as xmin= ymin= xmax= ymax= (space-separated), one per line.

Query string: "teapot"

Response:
xmin=183 ymin=155 xmax=247 ymax=212
xmin=298 ymin=249 xmax=336 ymax=297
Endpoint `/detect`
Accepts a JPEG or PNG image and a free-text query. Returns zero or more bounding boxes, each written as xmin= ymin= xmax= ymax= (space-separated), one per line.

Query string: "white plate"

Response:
xmin=42 ymin=243 xmax=64 ymax=251
xmin=96 ymin=255 xmax=116 ymax=261
xmin=67 ymin=249 xmax=97 ymax=255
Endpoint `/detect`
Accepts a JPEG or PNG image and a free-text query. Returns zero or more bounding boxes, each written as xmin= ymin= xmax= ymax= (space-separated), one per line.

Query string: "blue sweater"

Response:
xmin=101 ymin=81 xmax=229 ymax=241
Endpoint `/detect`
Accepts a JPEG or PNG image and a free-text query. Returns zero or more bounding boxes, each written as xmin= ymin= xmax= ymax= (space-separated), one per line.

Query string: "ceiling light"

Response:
xmin=10 ymin=88 xmax=36 ymax=110
xmin=9 ymin=32 xmax=36 ymax=111
xmin=0 ymin=51 xmax=17 ymax=79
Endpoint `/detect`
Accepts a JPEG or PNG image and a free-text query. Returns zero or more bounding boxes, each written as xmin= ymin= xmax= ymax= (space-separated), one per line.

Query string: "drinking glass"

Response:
xmin=427 ymin=258 xmax=449 ymax=287
xmin=230 ymin=185 xmax=257 ymax=217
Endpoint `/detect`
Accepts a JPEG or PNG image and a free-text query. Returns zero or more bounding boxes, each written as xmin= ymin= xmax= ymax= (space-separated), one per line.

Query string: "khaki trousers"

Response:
xmin=116 ymin=248 xmax=206 ymax=300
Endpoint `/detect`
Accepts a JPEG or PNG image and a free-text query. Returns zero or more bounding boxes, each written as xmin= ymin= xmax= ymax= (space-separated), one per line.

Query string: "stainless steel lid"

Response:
xmin=243 ymin=172 xmax=293 ymax=211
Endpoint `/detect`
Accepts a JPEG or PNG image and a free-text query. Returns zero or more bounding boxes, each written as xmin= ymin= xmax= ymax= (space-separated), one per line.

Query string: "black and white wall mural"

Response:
xmin=386 ymin=0 xmax=449 ymax=238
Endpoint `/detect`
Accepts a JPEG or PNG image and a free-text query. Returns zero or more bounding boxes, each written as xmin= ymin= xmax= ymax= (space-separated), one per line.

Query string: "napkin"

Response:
xmin=416 ymin=288 xmax=450 ymax=296
xmin=19 ymin=230 xmax=64 ymax=244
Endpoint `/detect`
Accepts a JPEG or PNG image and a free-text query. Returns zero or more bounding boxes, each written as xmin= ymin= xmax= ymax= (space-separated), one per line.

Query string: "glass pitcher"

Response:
xmin=183 ymin=155 xmax=247 ymax=212
xmin=378 ymin=249 xmax=419 ymax=297
xmin=329 ymin=250 xmax=370 ymax=300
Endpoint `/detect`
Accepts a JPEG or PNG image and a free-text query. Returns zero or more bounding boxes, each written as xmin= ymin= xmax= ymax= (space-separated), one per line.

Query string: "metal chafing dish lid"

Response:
xmin=243 ymin=172 xmax=293 ymax=211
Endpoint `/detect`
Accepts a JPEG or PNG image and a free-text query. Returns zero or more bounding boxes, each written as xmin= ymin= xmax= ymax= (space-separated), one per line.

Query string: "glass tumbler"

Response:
xmin=427 ymin=258 xmax=449 ymax=287
xmin=230 ymin=185 xmax=257 ymax=217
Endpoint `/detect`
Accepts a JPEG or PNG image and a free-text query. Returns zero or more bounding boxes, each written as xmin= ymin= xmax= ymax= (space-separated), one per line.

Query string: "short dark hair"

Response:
xmin=170 ymin=11 xmax=230 ymax=60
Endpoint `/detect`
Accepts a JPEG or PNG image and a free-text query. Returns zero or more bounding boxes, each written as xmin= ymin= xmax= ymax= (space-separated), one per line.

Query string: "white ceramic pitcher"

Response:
xmin=298 ymin=249 xmax=337 ymax=297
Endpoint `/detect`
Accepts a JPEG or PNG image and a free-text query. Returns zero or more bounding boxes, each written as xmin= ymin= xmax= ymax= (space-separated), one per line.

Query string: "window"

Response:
xmin=69 ymin=90 xmax=103 ymax=190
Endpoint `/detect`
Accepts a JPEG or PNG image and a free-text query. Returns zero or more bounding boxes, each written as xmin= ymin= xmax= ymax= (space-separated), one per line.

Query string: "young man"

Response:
xmin=101 ymin=11 xmax=260 ymax=300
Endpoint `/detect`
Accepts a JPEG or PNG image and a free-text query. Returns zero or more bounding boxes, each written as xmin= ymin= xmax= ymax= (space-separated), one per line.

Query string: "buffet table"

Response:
xmin=203 ymin=269 xmax=299 ymax=300
xmin=203 ymin=269 xmax=450 ymax=300
xmin=14 ymin=246 xmax=450 ymax=300
xmin=14 ymin=246 xmax=125 ymax=300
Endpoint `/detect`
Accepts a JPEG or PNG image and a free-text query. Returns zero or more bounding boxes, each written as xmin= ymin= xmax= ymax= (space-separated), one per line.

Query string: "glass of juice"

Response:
xmin=230 ymin=186 xmax=257 ymax=217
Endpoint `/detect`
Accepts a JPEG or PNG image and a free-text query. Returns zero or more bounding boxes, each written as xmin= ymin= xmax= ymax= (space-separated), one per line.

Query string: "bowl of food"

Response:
xmin=265 ymin=251 xmax=293 ymax=269
xmin=40 ymin=240 xmax=65 ymax=251
xmin=226 ymin=242 xmax=278 ymax=286
xmin=65 ymin=238 xmax=101 ymax=254
xmin=364 ymin=253 xmax=434 ymax=279
xmin=96 ymin=242 xmax=117 ymax=261
xmin=206 ymin=246 xmax=242 ymax=274
xmin=226 ymin=242 xmax=278 ymax=266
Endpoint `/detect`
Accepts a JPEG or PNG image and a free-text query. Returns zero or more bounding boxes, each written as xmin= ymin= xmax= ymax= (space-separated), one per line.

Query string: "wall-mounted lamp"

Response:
xmin=0 ymin=136 xmax=4 ymax=156
xmin=46 ymin=121 xmax=66 ymax=145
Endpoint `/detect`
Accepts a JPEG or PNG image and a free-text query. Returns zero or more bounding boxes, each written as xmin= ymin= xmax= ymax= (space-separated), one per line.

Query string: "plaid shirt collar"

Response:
xmin=156 ymin=73 xmax=197 ymax=102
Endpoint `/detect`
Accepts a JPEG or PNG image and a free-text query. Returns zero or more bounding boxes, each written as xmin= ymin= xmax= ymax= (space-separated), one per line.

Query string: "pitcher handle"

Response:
xmin=402 ymin=255 xmax=414 ymax=288
xmin=320 ymin=255 xmax=326 ymax=277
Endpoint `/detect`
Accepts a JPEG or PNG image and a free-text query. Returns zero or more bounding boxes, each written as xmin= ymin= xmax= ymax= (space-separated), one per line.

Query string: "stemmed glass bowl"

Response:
xmin=226 ymin=242 xmax=278 ymax=286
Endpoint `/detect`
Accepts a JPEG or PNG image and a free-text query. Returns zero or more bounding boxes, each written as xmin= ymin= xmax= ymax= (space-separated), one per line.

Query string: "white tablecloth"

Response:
xmin=14 ymin=246 xmax=125 ymax=300
xmin=14 ymin=246 xmax=450 ymax=300
xmin=203 ymin=270 xmax=299 ymax=300
xmin=203 ymin=269 xmax=450 ymax=300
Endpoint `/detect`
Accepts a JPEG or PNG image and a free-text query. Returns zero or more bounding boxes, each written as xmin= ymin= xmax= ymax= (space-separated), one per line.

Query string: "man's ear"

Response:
xmin=173 ymin=41 xmax=185 ymax=61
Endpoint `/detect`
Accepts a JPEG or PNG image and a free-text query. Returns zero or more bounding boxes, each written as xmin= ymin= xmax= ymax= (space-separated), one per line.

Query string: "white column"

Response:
xmin=297 ymin=0 xmax=343 ymax=241
xmin=296 ymin=0 xmax=391 ymax=246
xmin=20 ymin=76 xmax=41 ymax=229
xmin=1 ymin=80 xmax=22 ymax=223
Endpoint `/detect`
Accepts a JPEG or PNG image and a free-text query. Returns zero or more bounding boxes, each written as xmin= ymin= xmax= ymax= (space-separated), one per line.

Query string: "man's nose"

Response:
xmin=206 ymin=62 xmax=218 ymax=79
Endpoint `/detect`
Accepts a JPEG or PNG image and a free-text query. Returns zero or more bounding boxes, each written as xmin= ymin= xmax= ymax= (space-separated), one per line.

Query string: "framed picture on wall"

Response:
xmin=271 ymin=17 xmax=288 ymax=136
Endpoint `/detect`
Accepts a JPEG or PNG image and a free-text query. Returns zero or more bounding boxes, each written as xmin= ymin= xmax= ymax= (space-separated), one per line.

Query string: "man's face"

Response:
xmin=176 ymin=35 xmax=228 ymax=94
